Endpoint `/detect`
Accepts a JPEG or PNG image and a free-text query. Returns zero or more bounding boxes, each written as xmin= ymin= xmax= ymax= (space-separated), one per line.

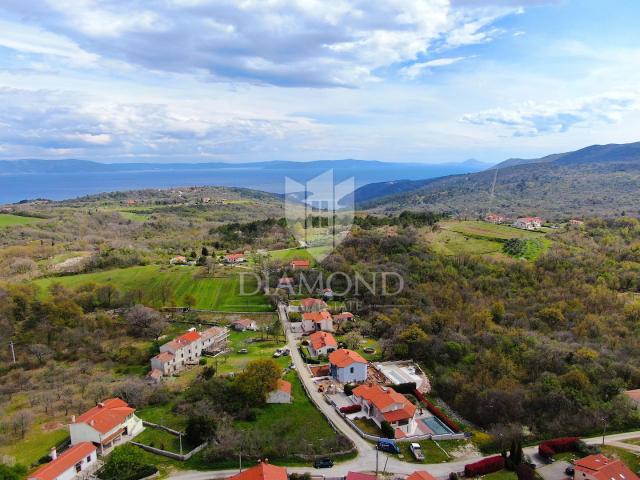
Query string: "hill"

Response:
xmin=356 ymin=141 xmax=640 ymax=219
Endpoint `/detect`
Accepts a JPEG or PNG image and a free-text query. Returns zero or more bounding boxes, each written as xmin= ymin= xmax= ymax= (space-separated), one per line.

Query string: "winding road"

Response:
xmin=167 ymin=304 xmax=640 ymax=479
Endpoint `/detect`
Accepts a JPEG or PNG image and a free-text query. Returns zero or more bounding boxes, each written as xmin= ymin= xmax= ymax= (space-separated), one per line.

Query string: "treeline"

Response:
xmin=212 ymin=217 xmax=294 ymax=248
xmin=353 ymin=210 xmax=448 ymax=229
xmin=324 ymin=218 xmax=640 ymax=438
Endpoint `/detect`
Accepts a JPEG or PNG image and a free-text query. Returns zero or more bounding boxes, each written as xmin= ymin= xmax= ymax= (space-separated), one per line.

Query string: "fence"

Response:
xmin=131 ymin=440 xmax=209 ymax=461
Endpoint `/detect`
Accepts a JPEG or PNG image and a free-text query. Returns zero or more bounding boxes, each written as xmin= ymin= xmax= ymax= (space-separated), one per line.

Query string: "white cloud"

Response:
xmin=401 ymin=56 xmax=467 ymax=79
xmin=461 ymin=92 xmax=640 ymax=136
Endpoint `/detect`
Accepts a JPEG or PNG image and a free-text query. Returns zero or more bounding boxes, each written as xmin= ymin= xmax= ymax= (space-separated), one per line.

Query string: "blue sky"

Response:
xmin=0 ymin=0 xmax=638 ymax=163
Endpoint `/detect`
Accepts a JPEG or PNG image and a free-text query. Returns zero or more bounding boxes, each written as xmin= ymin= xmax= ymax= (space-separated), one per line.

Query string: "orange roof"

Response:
xmin=233 ymin=318 xmax=255 ymax=327
xmin=576 ymin=454 xmax=639 ymax=480
xmin=625 ymin=389 xmax=640 ymax=403
xmin=29 ymin=442 xmax=96 ymax=480
xmin=201 ymin=326 xmax=226 ymax=340
xmin=333 ymin=312 xmax=354 ymax=321
xmin=309 ymin=331 xmax=338 ymax=350
xmin=166 ymin=330 xmax=201 ymax=350
xmin=346 ymin=473 xmax=377 ymax=480
xmin=290 ymin=259 xmax=310 ymax=267
xmin=75 ymin=398 xmax=135 ymax=434
xmin=300 ymin=298 xmax=327 ymax=308
xmin=276 ymin=379 xmax=292 ymax=395
xmin=229 ymin=462 xmax=288 ymax=480
xmin=408 ymin=472 xmax=437 ymax=480
xmin=303 ymin=310 xmax=332 ymax=323
xmin=226 ymin=253 xmax=245 ymax=260
xmin=353 ymin=384 xmax=416 ymax=420
xmin=154 ymin=351 xmax=174 ymax=362
xmin=518 ymin=217 xmax=543 ymax=222
xmin=329 ymin=349 xmax=367 ymax=368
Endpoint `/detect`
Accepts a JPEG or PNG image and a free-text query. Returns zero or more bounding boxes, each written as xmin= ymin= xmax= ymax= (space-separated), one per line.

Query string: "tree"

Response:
xmin=381 ymin=420 xmax=395 ymax=439
xmin=29 ymin=344 xmax=52 ymax=365
xmin=125 ymin=305 xmax=167 ymax=338
xmin=184 ymin=294 xmax=197 ymax=309
xmin=186 ymin=414 xmax=217 ymax=445
xmin=342 ymin=330 xmax=364 ymax=350
xmin=11 ymin=410 xmax=33 ymax=439
xmin=236 ymin=359 xmax=282 ymax=405
xmin=158 ymin=280 xmax=175 ymax=306
xmin=201 ymin=246 xmax=209 ymax=257
xmin=101 ymin=445 xmax=157 ymax=480
xmin=0 ymin=464 xmax=27 ymax=480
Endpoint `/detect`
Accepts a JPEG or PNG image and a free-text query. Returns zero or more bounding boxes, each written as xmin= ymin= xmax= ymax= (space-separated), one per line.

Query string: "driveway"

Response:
xmin=537 ymin=461 xmax=572 ymax=480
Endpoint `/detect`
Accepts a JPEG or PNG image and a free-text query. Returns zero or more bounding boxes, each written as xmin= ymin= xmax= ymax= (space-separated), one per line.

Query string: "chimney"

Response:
xmin=71 ymin=415 xmax=76 ymax=423
xmin=98 ymin=402 xmax=105 ymax=408
xmin=50 ymin=447 xmax=57 ymax=460
xmin=90 ymin=420 xmax=95 ymax=426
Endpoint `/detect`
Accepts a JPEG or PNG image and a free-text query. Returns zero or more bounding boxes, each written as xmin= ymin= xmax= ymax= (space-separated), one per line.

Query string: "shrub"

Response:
xmin=381 ymin=420 xmax=395 ymax=439
xmin=392 ymin=382 xmax=417 ymax=395
xmin=343 ymin=384 xmax=355 ymax=396
xmin=186 ymin=415 xmax=217 ymax=445
xmin=100 ymin=445 xmax=158 ymax=480
xmin=538 ymin=437 xmax=579 ymax=458
xmin=464 ymin=455 xmax=505 ymax=477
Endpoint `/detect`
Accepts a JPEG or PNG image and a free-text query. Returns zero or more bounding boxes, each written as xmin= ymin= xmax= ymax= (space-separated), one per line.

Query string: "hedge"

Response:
xmin=464 ymin=455 xmax=505 ymax=477
xmin=339 ymin=404 xmax=362 ymax=414
xmin=538 ymin=437 xmax=580 ymax=458
xmin=414 ymin=389 xmax=460 ymax=433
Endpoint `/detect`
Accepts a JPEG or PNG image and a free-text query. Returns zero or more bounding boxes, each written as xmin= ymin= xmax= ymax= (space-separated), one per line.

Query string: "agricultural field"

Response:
xmin=0 ymin=213 xmax=42 ymax=228
xmin=31 ymin=265 xmax=273 ymax=311
xmin=425 ymin=220 xmax=551 ymax=260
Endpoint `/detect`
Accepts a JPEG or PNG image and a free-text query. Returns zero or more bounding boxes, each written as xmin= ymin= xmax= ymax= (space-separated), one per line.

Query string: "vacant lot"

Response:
xmin=0 ymin=213 xmax=42 ymax=228
xmin=32 ymin=265 xmax=273 ymax=311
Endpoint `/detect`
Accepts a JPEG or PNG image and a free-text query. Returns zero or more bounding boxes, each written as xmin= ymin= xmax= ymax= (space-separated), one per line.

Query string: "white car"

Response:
xmin=410 ymin=443 xmax=425 ymax=461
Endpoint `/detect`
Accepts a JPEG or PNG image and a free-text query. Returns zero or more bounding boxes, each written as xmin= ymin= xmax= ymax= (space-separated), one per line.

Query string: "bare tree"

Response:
xmin=125 ymin=305 xmax=167 ymax=338
xmin=12 ymin=410 xmax=33 ymax=439
xmin=29 ymin=344 xmax=53 ymax=365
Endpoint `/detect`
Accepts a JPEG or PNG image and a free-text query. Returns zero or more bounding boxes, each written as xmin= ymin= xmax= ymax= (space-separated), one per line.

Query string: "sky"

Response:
xmin=0 ymin=0 xmax=639 ymax=164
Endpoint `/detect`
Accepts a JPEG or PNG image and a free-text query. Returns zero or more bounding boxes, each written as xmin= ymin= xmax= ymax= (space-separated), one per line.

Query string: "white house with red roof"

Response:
xmin=200 ymin=326 xmax=229 ymax=353
xmin=69 ymin=398 xmax=144 ymax=452
xmin=514 ymin=217 xmax=543 ymax=230
xmin=267 ymin=379 xmax=292 ymax=404
xmin=229 ymin=461 xmax=288 ymax=480
xmin=302 ymin=310 xmax=333 ymax=332
xmin=575 ymin=454 xmax=639 ymax=480
xmin=289 ymin=259 xmax=310 ymax=270
xmin=225 ymin=253 xmax=246 ymax=264
xmin=329 ymin=349 xmax=368 ymax=383
xmin=231 ymin=318 xmax=258 ymax=331
xmin=485 ymin=214 xmax=506 ymax=224
xmin=299 ymin=297 xmax=328 ymax=312
xmin=28 ymin=443 xmax=98 ymax=480
xmin=308 ymin=331 xmax=338 ymax=357
xmin=351 ymin=384 xmax=418 ymax=436
xmin=332 ymin=312 xmax=354 ymax=325
xmin=345 ymin=472 xmax=377 ymax=480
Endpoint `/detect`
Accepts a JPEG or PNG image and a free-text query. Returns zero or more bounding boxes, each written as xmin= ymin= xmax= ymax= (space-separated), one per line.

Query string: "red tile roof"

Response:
xmin=575 ymin=454 xmax=639 ymax=480
xmin=407 ymin=471 xmax=437 ymax=480
xmin=329 ymin=349 xmax=367 ymax=368
xmin=624 ymin=389 xmax=640 ymax=403
xmin=300 ymin=298 xmax=328 ymax=309
xmin=29 ymin=442 xmax=96 ymax=480
xmin=346 ymin=472 xmax=377 ymax=480
xmin=201 ymin=326 xmax=226 ymax=340
xmin=290 ymin=259 xmax=310 ymax=268
xmin=303 ymin=310 xmax=332 ymax=323
xmin=518 ymin=217 xmax=543 ymax=222
xmin=226 ymin=253 xmax=245 ymax=261
xmin=309 ymin=331 xmax=338 ymax=350
xmin=276 ymin=379 xmax=292 ymax=395
xmin=165 ymin=330 xmax=201 ymax=350
xmin=233 ymin=318 xmax=255 ymax=327
xmin=154 ymin=351 xmax=175 ymax=362
xmin=353 ymin=384 xmax=417 ymax=422
xmin=333 ymin=312 xmax=354 ymax=321
xmin=229 ymin=462 xmax=288 ymax=480
xmin=75 ymin=398 xmax=135 ymax=434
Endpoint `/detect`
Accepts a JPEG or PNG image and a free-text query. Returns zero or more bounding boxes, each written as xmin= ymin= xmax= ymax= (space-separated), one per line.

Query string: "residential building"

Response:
xmin=225 ymin=253 xmax=246 ymax=264
xmin=333 ymin=312 xmax=354 ymax=325
xmin=323 ymin=288 xmax=334 ymax=299
xmin=575 ymin=454 xmax=639 ymax=480
xmin=231 ymin=318 xmax=258 ymax=331
xmin=346 ymin=473 xmax=377 ymax=480
xmin=69 ymin=398 xmax=144 ymax=452
xmin=624 ymin=389 xmax=640 ymax=408
xmin=308 ymin=331 xmax=338 ymax=357
xmin=485 ymin=214 xmax=506 ymax=224
xmin=302 ymin=310 xmax=333 ymax=332
xmin=351 ymin=384 xmax=417 ymax=436
xmin=299 ymin=297 xmax=328 ymax=312
xmin=150 ymin=329 xmax=203 ymax=377
xmin=329 ymin=349 xmax=368 ymax=383
xmin=228 ymin=461 xmax=288 ymax=480
xmin=407 ymin=471 xmax=436 ymax=480
xmin=28 ymin=443 xmax=98 ymax=480
xmin=170 ymin=255 xmax=187 ymax=265
xmin=570 ymin=219 xmax=585 ymax=226
xmin=267 ymin=379 xmax=292 ymax=404
xmin=513 ymin=217 xmax=543 ymax=230
xmin=200 ymin=326 xmax=229 ymax=354
xmin=290 ymin=259 xmax=310 ymax=270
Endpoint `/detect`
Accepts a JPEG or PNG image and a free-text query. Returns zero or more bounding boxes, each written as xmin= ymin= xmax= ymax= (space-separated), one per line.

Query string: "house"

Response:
xmin=575 ymin=454 xmax=639 ymax=480
xmin=302 ymin=310 xmax=333 ymax=332
xmin=351 ymin=384 xmax=417 ymax=436
xmin=329 ymin=349 xmax=368 ymax=383
xmin=485 ymin=214 xmax=506 ymax=224
xmin=308 ymin=331 xmax=338 ymax=357
xmin=225 ymin=253 xmax=246 ymax=264
xmin=333 ymin=312 xmax=354 ymax=325
xmin=69 ymin=398 xmax=144 ymax=452
xmin=170 ymin=255 xmax=188 ymax=265
xmin=231 ymin=318 xmax=258 ymax=331
xmin=323 ymin=288 xmax=334 ymax=300
xmin=229 ymin=461 xmax=288 ymax=480
xmin=267 ymin=379 xmax=292 ymax=404
xmin=570 ymin=219 xmax=585 ymax=226
xmin=345 ymin=473 xmax=377 ymax=480
xmin=150 ymin=329 xmax=203 ymax=377
xmin=300 ymin=297 xmax=328 ymax=312
xmin=514 ymin=217 xmax=543 ymax=230
xmin=28 ymin=443 xmax=98 ymax=480
xmin=200 ymin=326 xmax=229 ymax=354
xmin=277 ymin=277 xmax=294 ymax=290
xmin=290 ymin=259 xmax=310 ymax=270
xmin=624 ymin=389 xmax=640 ymax=408
xmin=407 ymin=471 xmax=436 ymax=480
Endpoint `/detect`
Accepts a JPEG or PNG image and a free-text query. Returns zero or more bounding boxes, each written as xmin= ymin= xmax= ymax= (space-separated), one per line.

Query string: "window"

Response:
xmin=87 ymin=455 xmax=92 ymax=462
xmin=350 ymin=367 xmax=354 ymax=374
xmin=75 ymin=463 xmax=82 ymax=473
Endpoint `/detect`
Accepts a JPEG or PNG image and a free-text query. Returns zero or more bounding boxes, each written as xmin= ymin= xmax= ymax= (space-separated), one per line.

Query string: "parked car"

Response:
xmin=313 ymin=458 xmax=334 ymax=469
xmin=565 ymin=466 xmax=575 ymax=476
xmin=238 ymin=348 xmax=249 ymax=354
xmin=410 ymin=443 xmax=425 ymax=461
xmin=282 ymin=348 xmax=290 ymax=356
xmin=377 ymin=439 xmax=401 ymax=454
xmin=363 ymin=347 xmax=376 ymax=354
xmin=273 ymin=349 xmax=282 ymax=358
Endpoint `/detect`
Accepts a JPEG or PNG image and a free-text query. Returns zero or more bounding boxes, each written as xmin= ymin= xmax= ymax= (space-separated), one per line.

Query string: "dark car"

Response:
xmin=313 ymin=458 xmax=334 ymax=469
xmin=377 ymin=439 xmax=401 ymax=454
xmin=565 ymin=466 xmax=575 ymax=476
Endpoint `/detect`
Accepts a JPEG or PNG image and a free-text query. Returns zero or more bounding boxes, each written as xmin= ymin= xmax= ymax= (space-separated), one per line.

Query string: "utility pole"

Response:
xmin=239 ymin=452 xmax=242 ymax=472
xmin=179 ymin=433 xmax=183 ymax=455
xmin=9 ymin=341 xmax=16 ymax=364
xmin=602 ymin=417 xmax=607 ymax=446
xmin=375 ymin=446 xmax=379 ymax=479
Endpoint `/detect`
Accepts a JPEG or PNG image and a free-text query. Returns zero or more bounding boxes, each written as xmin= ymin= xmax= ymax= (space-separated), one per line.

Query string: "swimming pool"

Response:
xmin=421 ymin=416 xmax=453 ymax=435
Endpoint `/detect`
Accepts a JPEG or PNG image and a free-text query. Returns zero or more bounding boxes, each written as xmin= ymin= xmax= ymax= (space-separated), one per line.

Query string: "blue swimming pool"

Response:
xmin=422 ymin=416 xmax=453 ymax=435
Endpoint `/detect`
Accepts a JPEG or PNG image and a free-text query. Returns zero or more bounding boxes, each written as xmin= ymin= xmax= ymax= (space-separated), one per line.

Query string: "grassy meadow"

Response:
xmin=0 ymin=213 xmax=42 ymax=228
xmin=32 ymin=265 xmax=273 ymax=311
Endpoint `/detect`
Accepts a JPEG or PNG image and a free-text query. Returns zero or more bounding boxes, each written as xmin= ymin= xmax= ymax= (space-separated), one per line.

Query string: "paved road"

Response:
xmin=166 ymin=305 xmax=640 ymax=480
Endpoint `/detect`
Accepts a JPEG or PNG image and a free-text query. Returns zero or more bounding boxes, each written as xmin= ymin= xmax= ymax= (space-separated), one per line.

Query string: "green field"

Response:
xmin=427 ymin=220 xmax=551 ymax=260
xmin=0 ymin=425 xmax=68 ymax=467
xmin=268 ymin=246 xmax=332 ymax=264
xmin=32 ymin=265 xmax=273 ymax=311
xmin=0 ymin=213 xmax=42 ymax=228
xmin=135 ymin=427 xmax=195 ymax=454
xmin=210 ymin=330 xmax=288 ymax=375
xmin=118 ymin=211 xmax=149 ymax=222
xmin=601 ymin=445 xmax=640 ymax=472
xmin=398 ymin=439 xmax=468 ymax=464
